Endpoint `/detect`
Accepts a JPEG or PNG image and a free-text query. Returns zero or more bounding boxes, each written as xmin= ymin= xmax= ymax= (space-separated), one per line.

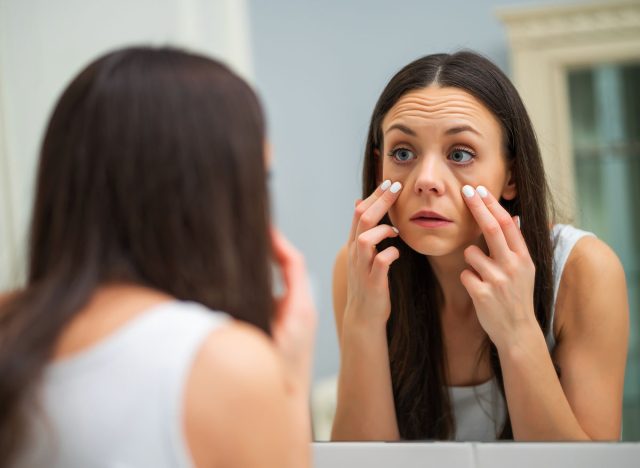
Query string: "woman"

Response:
xmin=331 ymin=51 xmax=628 ymax=441
xmin=0 ymin=47 xmax=316 ymax=467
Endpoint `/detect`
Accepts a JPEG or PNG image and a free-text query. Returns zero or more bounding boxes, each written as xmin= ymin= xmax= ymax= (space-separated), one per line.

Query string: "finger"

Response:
xmin=355 ymin=181 xmax=403 ymax=240
xmin=348 ymin=180 xmax=392 ymax=243
xmin=355 ymin=224 xmax=399 ymax=271
xmin=476 ymin=186 xmax=528 ymax=255
xmin=460 ymin=268 xmax=486 ymax=298
xmin=271 ymin=226 xmax=310 ymax=303
xmin=271 ymin=225 xmax=300 ymax=270
xmin=461 ymin=185 xmax=510 ymax=261
xmin=369 ymin=246 xmax=400 ymax=287
xmin=463 ymin=245 xmax=499 ymax=282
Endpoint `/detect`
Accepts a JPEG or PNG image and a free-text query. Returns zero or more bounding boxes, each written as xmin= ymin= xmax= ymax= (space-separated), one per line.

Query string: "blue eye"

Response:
xmin=390 ymin=148 xmax=415 ymax=163
xmin=449 ymin=148 xmax=474 ymax=164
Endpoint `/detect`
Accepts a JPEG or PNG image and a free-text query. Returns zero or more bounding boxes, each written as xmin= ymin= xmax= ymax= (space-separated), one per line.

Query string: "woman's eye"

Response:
xmin=449 ymin=148 xmax=474 ymax=164
xmin=391 ymin=148 xmax=415 ymax=162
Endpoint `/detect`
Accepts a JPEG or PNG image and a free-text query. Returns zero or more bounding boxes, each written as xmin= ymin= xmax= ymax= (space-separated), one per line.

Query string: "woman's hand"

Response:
xmin=459 ymin=185 xmax=538 ymax=351
xmin=344 ymin=180 xmax=403 ymax=328
xmin=271 ymin=226 xmax=317 ymax=393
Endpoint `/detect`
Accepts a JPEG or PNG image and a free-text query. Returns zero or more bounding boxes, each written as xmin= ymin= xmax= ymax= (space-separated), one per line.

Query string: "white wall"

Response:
xmin=0 ymin=0 xmax=252 ymax=288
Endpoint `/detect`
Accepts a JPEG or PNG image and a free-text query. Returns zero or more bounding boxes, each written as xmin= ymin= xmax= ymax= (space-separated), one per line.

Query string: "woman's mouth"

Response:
xmin=410 ymin=210 xmax=453 ymax=228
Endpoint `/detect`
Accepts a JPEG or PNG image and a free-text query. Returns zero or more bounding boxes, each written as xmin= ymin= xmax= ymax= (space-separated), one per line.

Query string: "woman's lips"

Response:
xmin=410 ymin=217 xmax=453 ymax=228
xmin=409 ymin=210 xmax=453 ymax=228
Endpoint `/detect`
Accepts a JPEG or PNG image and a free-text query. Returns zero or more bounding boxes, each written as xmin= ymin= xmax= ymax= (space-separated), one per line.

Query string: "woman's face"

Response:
xmin=380 ymin=85 xmax=516 ymax=257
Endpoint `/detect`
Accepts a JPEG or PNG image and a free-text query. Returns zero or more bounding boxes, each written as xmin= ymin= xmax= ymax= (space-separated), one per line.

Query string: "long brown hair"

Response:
xmin=362 ymin=51 xmax=554 ymax=439
xmin=0 ymin=46 xmax=272 ymax=460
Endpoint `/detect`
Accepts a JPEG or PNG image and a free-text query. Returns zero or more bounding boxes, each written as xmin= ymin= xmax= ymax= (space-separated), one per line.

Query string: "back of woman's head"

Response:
xmin=0 ymin=46 xmax=272 ymax=459
xmin=32 ymin=46 xmax=271 ymax=328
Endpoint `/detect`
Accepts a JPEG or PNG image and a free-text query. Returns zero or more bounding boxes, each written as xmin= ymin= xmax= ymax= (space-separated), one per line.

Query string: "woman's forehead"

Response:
xmin=382 ymin=86 xmax=500 ymax=135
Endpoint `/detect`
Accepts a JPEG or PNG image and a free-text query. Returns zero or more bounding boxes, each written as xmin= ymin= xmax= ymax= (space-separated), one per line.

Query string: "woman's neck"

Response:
xmin=428 ymin=236 xmax=488 ymax=320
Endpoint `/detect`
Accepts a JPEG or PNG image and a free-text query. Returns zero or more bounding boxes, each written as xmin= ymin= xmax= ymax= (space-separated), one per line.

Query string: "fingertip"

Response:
xmin=476 ymin=185 xmax=489 ymax=199
xmin=459 ymin=269 xmax=469 ymax=286
xmin=459 ymin=268 xmax=475 ymax=285
xmin=462 ymin=185 xmax=475 ymax=198
xmin=390 ymin=245 xmax=400 ymax=260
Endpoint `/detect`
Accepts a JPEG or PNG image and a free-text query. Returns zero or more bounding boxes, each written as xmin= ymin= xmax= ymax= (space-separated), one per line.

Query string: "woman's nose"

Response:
xmin=414 ymin=155 xmax=445 ymax=195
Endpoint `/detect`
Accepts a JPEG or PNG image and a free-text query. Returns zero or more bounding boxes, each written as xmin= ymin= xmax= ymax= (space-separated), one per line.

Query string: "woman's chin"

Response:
xmin=400 ymin=234 xmax=460 ymax=257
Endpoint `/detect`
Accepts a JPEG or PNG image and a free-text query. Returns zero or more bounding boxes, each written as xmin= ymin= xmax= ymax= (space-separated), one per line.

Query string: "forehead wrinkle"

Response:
xmin=394 ymin=95 xmax=480 ymax=107
xmin=393 ymin=94 xmax=482 ymax=107
xmin=387 ymin=101 xmax=487 ymax=119
xmin=383 ymin=99 xmax=495 ymax=133
xmin=389 ymin=107 xmax=485 ymax=119
xmin=384 ymin=108 xmax=488 ymax=130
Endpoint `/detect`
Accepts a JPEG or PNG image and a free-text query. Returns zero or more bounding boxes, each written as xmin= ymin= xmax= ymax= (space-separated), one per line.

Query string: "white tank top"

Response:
xmin=449 ymin=224 xmax=596 ymax=441
xmin=16 ymin=300 xmax=230 ymax=468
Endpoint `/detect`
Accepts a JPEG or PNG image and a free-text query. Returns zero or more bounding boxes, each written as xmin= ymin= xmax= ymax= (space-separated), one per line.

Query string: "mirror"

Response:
xmin=0 ymin=0 xmax=638 ymax=445
xmin=273 ymin=0 xmax=639 ymax=441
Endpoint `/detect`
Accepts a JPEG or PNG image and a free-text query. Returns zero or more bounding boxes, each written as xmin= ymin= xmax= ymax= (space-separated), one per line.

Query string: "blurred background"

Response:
xmin=0 ymin=0 xmax=638 ymax=440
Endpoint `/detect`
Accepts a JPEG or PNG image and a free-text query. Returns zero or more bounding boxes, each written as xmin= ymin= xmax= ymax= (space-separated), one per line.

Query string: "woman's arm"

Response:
xmin=500 ymin=236 xmax=628 ymax=440
xmin=185 ymin=322 xmax=312 ymax=468
xmin=459 ymin=186 xmax=629 ymax=441
xmin=331 ymin=179 xmax=405 ymax=440
xmin=331 ymin=244 xmax=400 ymax=441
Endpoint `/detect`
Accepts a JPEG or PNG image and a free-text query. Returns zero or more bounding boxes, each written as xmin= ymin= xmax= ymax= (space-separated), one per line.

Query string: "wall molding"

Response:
xmin=499 ymin=1 xmax=640 ymax=47
xmin=497 ymin=0 xmax=640 ymax=223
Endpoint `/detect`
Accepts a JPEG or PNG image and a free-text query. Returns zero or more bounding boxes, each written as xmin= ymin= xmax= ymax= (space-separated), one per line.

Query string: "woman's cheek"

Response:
xmin=388 ymin=204 xmax=399 ymax=228
xmin=389 ymin=189 xmax=410 ymax=234
xmin=382 ymin=160 xmax=405 ymax=181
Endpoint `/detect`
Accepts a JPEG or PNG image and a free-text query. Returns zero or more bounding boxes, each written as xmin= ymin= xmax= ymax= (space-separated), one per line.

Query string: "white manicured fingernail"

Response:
xmin=516 ymin=216 xmax=521 ymax=229
xmin=476 ymin=185 xmax=488 ymax=198
xmin=462 ymin=185 xmax=475 ymax=198
xmin=380 ymin=180 xmax=391 ymax=191
xmin=391 ymin=227 xmax=399 ymax=234
xmin=390 ymin=181 xmax=402 ymax=193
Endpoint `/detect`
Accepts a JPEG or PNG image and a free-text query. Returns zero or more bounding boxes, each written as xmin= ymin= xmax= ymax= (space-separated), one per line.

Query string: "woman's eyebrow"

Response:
xmin=385 ymin=123 xmax=416 ymax=136
xmin=445 ymin=125 xmax=481 ymax=136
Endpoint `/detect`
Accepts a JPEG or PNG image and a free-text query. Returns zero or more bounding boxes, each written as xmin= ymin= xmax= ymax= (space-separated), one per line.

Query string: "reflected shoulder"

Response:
xmin=557 ymin=235 xmax=628 ymax=335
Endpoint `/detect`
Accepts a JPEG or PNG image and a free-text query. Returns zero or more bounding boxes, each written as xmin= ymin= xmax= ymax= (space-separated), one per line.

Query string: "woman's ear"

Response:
xmin=501 ymin=167 xmax=517 ymax=200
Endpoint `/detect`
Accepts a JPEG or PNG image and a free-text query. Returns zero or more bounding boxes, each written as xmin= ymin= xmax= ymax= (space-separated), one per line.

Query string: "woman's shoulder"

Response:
xmin=184 ymin=320 xmax=290 ymax=466
xmin=555 ymin=225 xmax=620 ymax=278
xmin=554 ymin=226 xmax=626 ymax=334
xmin=189 ymin=320 xmax=281 ymax=380
xmin=565 ymin=235 xmax=624 ymax=300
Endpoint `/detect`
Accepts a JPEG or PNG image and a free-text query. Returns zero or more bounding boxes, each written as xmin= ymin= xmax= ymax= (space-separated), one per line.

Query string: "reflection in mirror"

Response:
xmin=311 ymin=50 xmax=630 ymax=443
